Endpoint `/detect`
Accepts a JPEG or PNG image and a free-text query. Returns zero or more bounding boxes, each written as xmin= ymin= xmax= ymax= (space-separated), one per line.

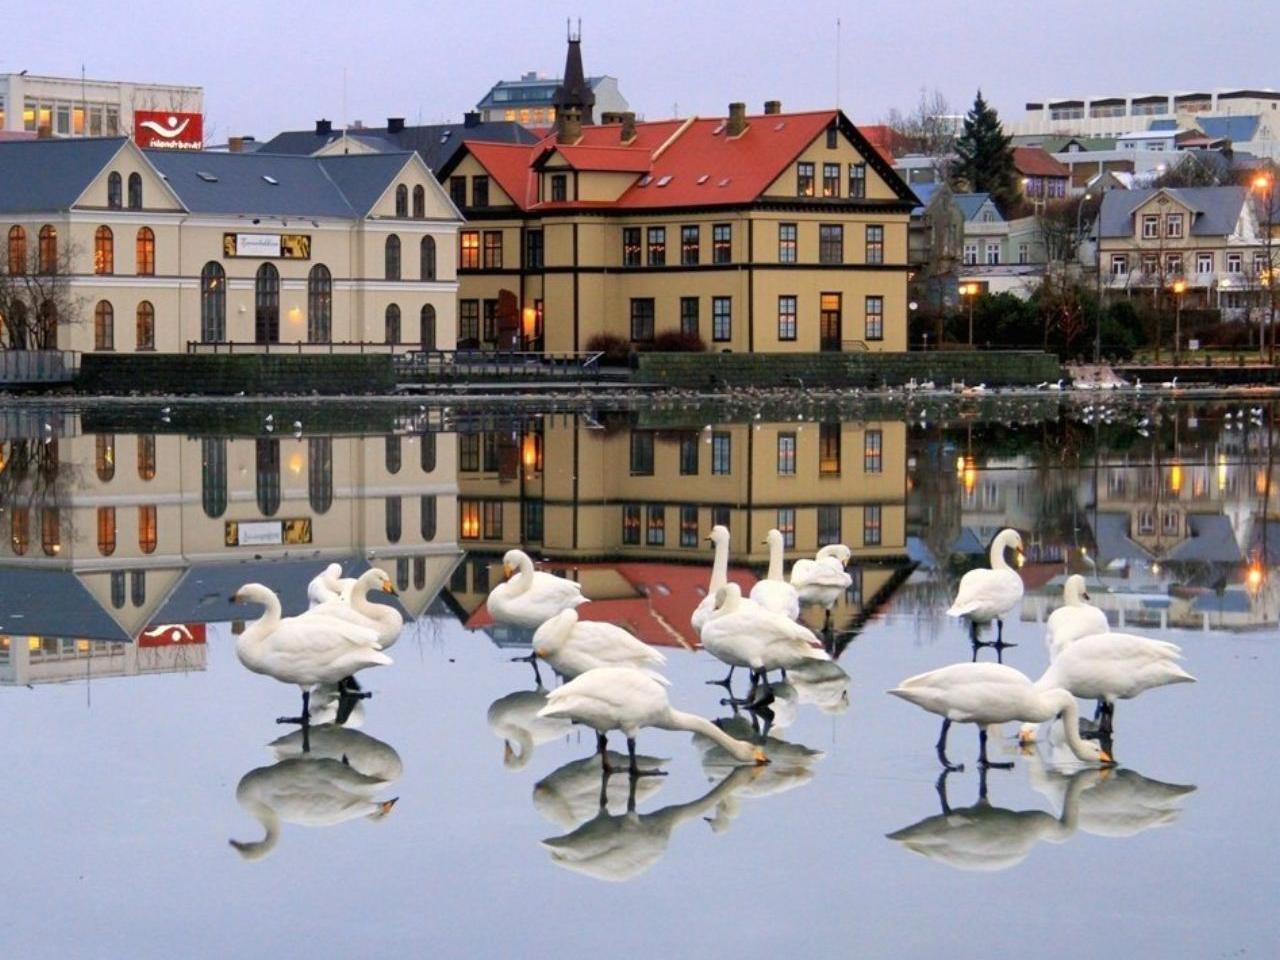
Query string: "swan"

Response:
xmin=309 ymin=568 xmax=404 ymax=649
xmin=487 ymin=549 xmax=588 ymax=630
xmin=749 ymin=529 xmax=801 ymax=620
xmin=1027 ymin=755 xmax=1196 ymax=838
xmin=690 ymin=525 xmax=731 ymax=634
xmin=1045 ymin=574 xmax=1109 ymax=657
xmin=532 ymin=608 xmax=666 ymax=679
xmin=789 ymin=544 xmax=853 ymax=629
xmin=307 ymin=562 xmax=355 ymax=608
xmin=231 ymin=583 xmax=391 ymax=728
xmin=946 ymin=528 xmax=1025 ymax=649
xmin=888 ymin=661 xmax=1111 ymax=769
xmin=537 ymin=667 xmax=768 ymax=773
xmin=694 ymin=716 xmax=824 ymax=831
xmin=486 ymin=686 xmax=572 ymax=771
xmin=532 ymin=753 xmax=670 ymax=829
xmin=789 ymin=659 xmax=852 ymax=715
xmin=269 ymin=725 xmax=403 ymax=784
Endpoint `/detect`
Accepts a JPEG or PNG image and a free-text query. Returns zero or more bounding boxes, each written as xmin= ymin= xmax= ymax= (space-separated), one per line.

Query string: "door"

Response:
xmin=255 ymin=263 xmax=280 ymax=343
xmin=420 ymin=304 xmax=437 ymax=351
xmin=820 ymin=292 xmax=842 ymax=351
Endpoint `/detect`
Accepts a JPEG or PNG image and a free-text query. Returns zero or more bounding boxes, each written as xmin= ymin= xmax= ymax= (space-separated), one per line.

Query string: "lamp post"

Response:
xmin=1253 ymin=173 xmax=1275 ymax=364
xmin=960 ymin=283 xmax=977 ymax=347
xmin=1173 ymin=278 xmax=1187 ymax=365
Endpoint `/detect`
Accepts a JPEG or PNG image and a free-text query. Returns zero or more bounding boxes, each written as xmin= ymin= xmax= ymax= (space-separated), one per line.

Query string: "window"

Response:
xmin=1196 ymin=252 xmax=1213 ymax=274
xmin=135 ymin=301 xmax=155 ymax=351
xmin=711 ymin=432 xmax=731 ymax=474
xmin=483 ymin=231 xmax=502 ymax=269
xmin=37 ymin=300 xmax=56 ymax=349
xmin=38 ymin=225 xmax=56 ymax=273
xmin=778 ymin=295 xmax=797 ymax=341
xmin=412 ymin=184 xmax=425 ymax=218
xmin=963 ymin=242 xmax=978 ymax=266
xmin=1162 ymin=510 xmax=1179 ymax=535
xmin=482 ymin=300 xmax=498 ymax=342
xmin=201 ymin=262 xmax=225 ymax=342
xmin=459 ymin=434 xmax=480 ymax=472
xmin=523 ymin=230 xmax=543 ymax=270
xmin=1227 ymin=253 xmax=1242 ymax=274
xmin=459 ymin=300 xmax=480 ymax=343
xmin=7 ymin=226 xmax=26 ymax=274
xmin=1018 ymin=242 xmax=1030 ymax=264
xmin=680 ymin=297 xmax=699 ymax=337
xmin=131 ymin=570 xmax=146 ymax=607
xmin=550 ymin=174 xmax=567 ymax=202
xmin=866 ymin=224 xmax=884 ymax=264
xmin=681 ymin=225 xmax=700 ymax=265
xmin=384 ymin=434 xmax=402 ymax=475
xmin=138 ymin=505 xmax=158 ymax=554
xmin=819 ymin=423 xmax=841 ymax=476
xmin=641 ymin=225 xmax=665 ymax=266
xmin=385 ymin=234 xmax=402 ymax=279
xmin=94 ymin=226 xmax=113 ymax=274
xmin=826 ymin=126 xmax=839 ymax=149
xmin=679 ymin=433 xmax=698 ymax=475
xmin=622 ymin=227 xmax=641 ymax=266
xmin=420 ymin=433 xmax=437 ymax=473
xmin=865 ymin=296 xmax=884 ymax=341
xmin=797 ymin=161 xmax=815 ymax=197
xmin=680 ymin=505 xmax=699 ymax=547
xmin=819 ymin=224 xmax=843 ymax=264
xmin=777 ymin=508 xmax=796 ymax=548
xmin=848 ymin=162 xmax=866 ymax=199
xmin=985 ymin=241 xmax=1000 ymax=265
xmin=630 ymin=431 xmax=655 ymax=475
xmin=630 ymin=298 xmax=655 ymax=342
xmin=421 ymin=236 xmax=437 ymax=279
xmin=817 ymin=505 xmax=841 ymax=546
xmin=778 ymin=223 xmax=797 ymax=263
xmin=1142 ymin=214 xmax=1159 ymax=239
xmin=127 ymin=172 xmax=142 ymax=210
xmin=107 ymin=172 xmax=122 ymax=209
xmin=307 ymin=264 xmax=332 ymax=343
xmin=134 ymin=227 xmax=155 ymax=275
xmin=712 ymin=223 xmax=731 ymax=263
xmin=97 ymin=507 xmax=116 ymax=556
xmin=712 ymin=296 xmax=731 ymax=342
xmin=379 ymin=303 xmax=399 ymax=344
xmin=472 ymin=176 xmax=489 ymax=208
xmin=864 ymin=429 xmax=883 ymax=472
xmin=459 ymin=231 xmax=479 ymax=269
xmin=1167 ymin=213 xmax=1183 ymax=238
xmin=483 ymin=502 xmax=503 ymax=539
xmin=863 ymin=504 xmax=882 ymax=546
xmin=395 ymin=184 xmax=408 ymax=217
xmin=137 ymin=434 xmax=156 ymax=480
xmin=1253 ymin=252 xmax=1269 ymax=276
xmin=305 ymin=437 xmax=330 ymax=515
xmin=1110 ymin=254 xmax=1129 ymax=276
xmin=420 ymin=303 xmax=437 ymax=350
xmin=622 ymin=504 xmax=641 ymax=545
xmin=1166 ymin=254 xmax=1182 ymax=275
xmin=38 ymin=507 xmax=60 ymax=557
xmin=1137 ymin=509 xmax=1154 ymax=535
xmin=449 ymin=176 xmax=466 ymax=207
xmin=96 ymin=435 xmax=115 ymax=482
xmin=94 ymin=300 xmax=114 ymax=350
xmin=10 ymin=508 xmax=29 ymax=556
xmin=256 ymin=438 xmax=281 ymax=516
xmin=460 ymin=500 xmax=481 ymax=539
xmin=777 ymin=433 xmax=797 ymax=475
xmin=384 ymin=496 xmax=402 ymax=543
xmin=711 ymin=505 xmax=730 ymax=530
xmin=646 ymin=505 xmax=666 ymax=545
xmin=822 ymin=162 xmax=840 ymax=197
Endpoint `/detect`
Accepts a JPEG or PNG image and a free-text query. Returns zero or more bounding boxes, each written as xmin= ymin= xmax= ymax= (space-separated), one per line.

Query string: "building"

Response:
xmin=1013 ymin=147 xmax=1070 ymax=201
xmin=475 ymin=31 xmax=626 ymax=127
xmin=0 ymin=72 xmax=201 ymax=140
xmin=0 ymin=136 xmax=460 ymax=353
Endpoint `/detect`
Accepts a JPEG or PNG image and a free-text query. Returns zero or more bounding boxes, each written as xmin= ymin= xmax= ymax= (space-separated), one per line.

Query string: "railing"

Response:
xmin=0 ymin=350 xmax=79 ymax=385
xmin=841 ymin=340 xmax=870 ymax=352
xmin=394 ymin=349 xmax=609 ymax=383
xmin=187 ymin=340 xmax=403 ymax=355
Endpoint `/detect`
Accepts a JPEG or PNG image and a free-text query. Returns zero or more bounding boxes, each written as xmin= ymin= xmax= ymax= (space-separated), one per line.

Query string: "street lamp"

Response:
xmin=1252 ymin=173 xmax=1275 ymax=364
xmin=1173 ymin=278 xmax=1187 ymax=364
xmin=960 ymin=283 xmax=978 ymax=347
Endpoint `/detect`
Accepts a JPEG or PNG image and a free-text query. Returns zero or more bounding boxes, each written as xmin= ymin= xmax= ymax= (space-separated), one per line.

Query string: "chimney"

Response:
xmin=727 ymin=102 xmax=747 ymax=136
xmin=600 ymin=111 xmax=623 ymax=125
xmin=315 ymin=118 xmax=332 ymax=135
xmin=558 ymin=107 xmax=582 ymax=145
xmin=37 ymin=124 xmax=53 ymax=139
xmin=464 ymin=110 xmax=482 ymax=128
xmin=764 ymin=100 xmax=782 ymax=115
xmin=621 ymin=112 xmax=637 ymax=143
xmin=229 ymin=136 xmax=245 ymax=153
xmin=387 ymin=117 xmax=406 ymax=134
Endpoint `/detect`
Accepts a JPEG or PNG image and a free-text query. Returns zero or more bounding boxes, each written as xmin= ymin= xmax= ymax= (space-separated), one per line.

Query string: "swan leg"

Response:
xmin=978 ymin=727 xmax=1013 ymax=770
xmin=934 ymin=769 xmax=953 ymax=815
xmin=936 ymin=718 xmax=963 ymax=772
xmin=719 ymin=670 xmax=761 ymax=708
xmin=706 ymin=665 xmax=736 ymax=689
xmin=510 ymin=652 xmax=543 ymax=685
xmin=627 ymin=736 xmax=666 ymax=778
xmin=276 ymin=689 xmax=312 ymax=729
xmin=596 ymin=732 xmax=616 ymax=775
xmin=1098 ymin=702 xmax=1116 ymax=757
xmin=338 ymin=675 xmax=372 ymax=701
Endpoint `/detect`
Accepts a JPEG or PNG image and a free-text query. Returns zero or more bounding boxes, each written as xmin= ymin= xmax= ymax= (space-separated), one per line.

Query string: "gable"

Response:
xmin=76 ymin=140 xmax=185 ymax=212
xmin=362 ymin=153 xmax=462 ymax=220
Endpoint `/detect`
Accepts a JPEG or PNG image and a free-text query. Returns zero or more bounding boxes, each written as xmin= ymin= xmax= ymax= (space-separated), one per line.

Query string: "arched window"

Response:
xmin=96 ymin=434 xmax=115 ymax=482
xmin=201 ymin=438 xmax=227 ymax=518
xmin=110 ymin=570 xmax=126 ymax=609
xmin=10 ymin=507 xmax=29 ymax=556
xmin=421 ymin=494 xmax=438 ymax=540
xmin=396 ymin=557 xmax=410 ymax=592
xmin=138 ymin=506 xmax=157 ymax=554
xmin=131 ymin=570 xmax=146 ymax=607
xmin=94 ymin=226 xmax=114 ymax=274
xmin=7 ymin=226 xmax=26 ymax=274
xmin=137 ymin=434 xmax=156 ymax=480
xmin=420 ymin=304 xmax=436 ymax=350
xmin=38 ymin=225 xmax=57 ymax=273
xmin=255 ymin=263 xmax=280 ymax=343
xmin=97 ymin=507 xmax=116 ymax=556
xmin=420 ymin=432 xmax=437 ymax=472
xmin=412 ymin=185 xmax=425 ymax=218
xmin=308 ymin=437 xmax=333 ymax=514
xmin=256 ymin=438 xmax=280 ymax=516
xmin=420 ymin=236 xmax=436 ymax=280
xmin=135 ymin=227 xmax=155 ymax=275
xmin=385 ymin=235 xmax=401 ymax=280
xmin=136 ymin=300 xmax=155 ymax=351
xmin=41 ymin=507 xmax=60 ymax=556
xmin=413 ymin=555 xmax=426 ymax=590
xmin=386 ymin=496 xmax=402 ymax=543
xmin=127 ymin=172 xmax=143 ymax=210
xmin=307 ymin=264 xmax=332 ymax=343
xmin=94 ymin=300 xmax=114 ymax=351
xmin=385 ymin=303 xmax=401 ymax=344
xmin=107 ymin=172 xmax=123 ymax=210
xmin=200 ymin=262 xmax=225 ymax=342
xmin=37 ymin=300 xmax=57 ymax=349
xmin=385 ymin=435 xmax=401 ymax=474
xmin=395 ymin=184 xmax=409 ymax=218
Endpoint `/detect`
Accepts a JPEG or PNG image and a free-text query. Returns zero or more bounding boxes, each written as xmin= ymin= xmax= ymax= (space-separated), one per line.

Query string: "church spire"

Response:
xmin=553 ymin=20 xmax=595 ymax=127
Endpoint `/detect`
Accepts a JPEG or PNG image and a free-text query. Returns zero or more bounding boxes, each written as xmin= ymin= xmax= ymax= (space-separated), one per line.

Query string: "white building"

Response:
xmin=0 ymin=72 xmax=201 ymax=140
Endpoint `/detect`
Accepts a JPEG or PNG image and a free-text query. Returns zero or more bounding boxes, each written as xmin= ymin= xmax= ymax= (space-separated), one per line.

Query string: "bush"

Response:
xmin=650 ymin=330 xmax=706 ymax=352
xmin=585 ymin=333 xmax=632 ymax=365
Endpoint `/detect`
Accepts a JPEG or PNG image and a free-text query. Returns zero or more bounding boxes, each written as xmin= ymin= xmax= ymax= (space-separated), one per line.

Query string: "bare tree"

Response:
xmin=883 ymin=87 xmax=956 ymax=159
xmin=0 ymin=235 xmax=85 ymax=350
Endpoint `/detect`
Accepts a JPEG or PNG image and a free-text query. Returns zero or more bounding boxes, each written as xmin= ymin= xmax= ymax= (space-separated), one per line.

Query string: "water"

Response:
xmin=0 ymin=393 xmax=1275 ymax=958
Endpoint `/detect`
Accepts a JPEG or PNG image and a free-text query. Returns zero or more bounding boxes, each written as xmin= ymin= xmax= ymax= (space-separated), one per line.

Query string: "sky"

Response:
xmin=2 ymin=0 xmax=1274 ymax=141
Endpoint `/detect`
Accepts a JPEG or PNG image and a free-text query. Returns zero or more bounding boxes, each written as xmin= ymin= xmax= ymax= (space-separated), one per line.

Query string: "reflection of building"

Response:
xmin=0 ymin=620 xmax=207 ymax=686
xmin=0 ymin=72 xmax=201 ymax=139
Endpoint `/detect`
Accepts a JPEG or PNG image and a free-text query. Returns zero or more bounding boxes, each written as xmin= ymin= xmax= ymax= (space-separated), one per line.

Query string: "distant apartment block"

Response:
xmin=0 ymin=72 xmax=201 ymax=140
xmin=475 ymin=72 xmax=627 ymax=126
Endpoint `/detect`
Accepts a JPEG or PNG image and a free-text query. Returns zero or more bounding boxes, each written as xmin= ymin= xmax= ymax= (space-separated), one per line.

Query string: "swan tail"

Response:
xmin=946 ymin=599 xmax=978 ymax=618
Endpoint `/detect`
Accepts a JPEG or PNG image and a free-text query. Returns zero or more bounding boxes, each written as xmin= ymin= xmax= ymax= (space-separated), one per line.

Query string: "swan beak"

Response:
xmin=752 ymin=748 xmax=769 ymax=765
xmin=534 ymin=647 xmax=547 ymax=658
xmin=502 ymin=563 xmax=514 ymax=580
xmin=1083 ymin=592 xmax=1092 ymax=601
xmin=1015 ymin=550 xmax=1026 ymax=569
xmin=1099 ymin=750 xmax=1114 ymax=765
xmin=1017 ymin=727 xmax=1036 ymax=746
xmin=227 ymin=593 xmax=240 ymax=603
xmin=381 ymin=578 xmax=398 ymax=595
xmin=704 ymin=535 xmax=713 ymax=543
xmin=503 ymin=741 xmax=515 ymax=763
xmin=374 ymin=798 xmax=399 ymax=819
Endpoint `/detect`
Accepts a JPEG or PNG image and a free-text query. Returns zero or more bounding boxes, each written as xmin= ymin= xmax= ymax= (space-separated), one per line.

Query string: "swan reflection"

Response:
xmin=533 ymin=753 xmax=670 ymax=830
xmin=1027 ymin=751 xmax=1196 ymax=838
xmin=789 ymin=659 xmax=852 ymax=715
xmin=487 ymin=685 xmax=571 ymax=770
xmin=230 ymin=726 xmax=402 ymax=861
xmin=695 ymin=716 xmax=824 ymax=833
xmin=541 ymin=765 xmax=760 ymax=882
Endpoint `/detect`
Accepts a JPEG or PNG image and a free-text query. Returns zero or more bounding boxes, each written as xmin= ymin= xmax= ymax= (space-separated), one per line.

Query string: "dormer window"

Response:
xmin=1142 ymin=214 xmax=1160 ymax=239
xmin=1166 ymin=213 xmax=1184 ymax=238
xmin=472 ymin=176 xmax=489 ymax=208
xmin=550 ymin=173 xmax=567 ymax=203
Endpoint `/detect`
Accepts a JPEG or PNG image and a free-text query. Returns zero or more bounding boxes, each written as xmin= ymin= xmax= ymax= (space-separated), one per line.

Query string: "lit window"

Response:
xmin=864 ymin=429 xmax=883 ymax=472
xmin=797 ymin=161 xmax=815 ymax=197
xmin=459 ymin=231 xmax=479 ymax=270
xmin=135 ymin=227 xmax=155 ymax=276
xmin=138 ymin=505 xmax=158 ymax=554
xmin=777 ymin=433 xmax=797 ymax=475
xmin=778 ymin=223 xmax=797 ymax=263
xmin=865 ymin=224 xmax=884 ymax=264
xmin=94 ymin=226 xmax=113 ymax=274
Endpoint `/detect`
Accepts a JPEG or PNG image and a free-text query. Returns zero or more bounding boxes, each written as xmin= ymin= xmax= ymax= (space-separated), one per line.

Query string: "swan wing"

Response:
xmin=890 ymin=662 xmax=1033 ymax=723
xmin=571 ymin=622 xmax=667 ymax=666
xmin=749 ymin=581 xmax=801 ymax=620
xmin=947 ymin=569 xmax=1023 ymax=619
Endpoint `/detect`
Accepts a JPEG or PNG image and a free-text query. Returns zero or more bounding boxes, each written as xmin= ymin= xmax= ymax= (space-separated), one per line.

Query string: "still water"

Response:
xmin=0 ymin=394 xmax=1275 ymax=958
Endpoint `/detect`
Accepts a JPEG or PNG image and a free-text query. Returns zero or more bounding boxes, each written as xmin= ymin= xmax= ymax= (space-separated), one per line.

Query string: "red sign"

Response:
xmin=133 ymin=111 xmax=204 ymax=150
xmin=138 ymin=623 xmax=207 ymax=647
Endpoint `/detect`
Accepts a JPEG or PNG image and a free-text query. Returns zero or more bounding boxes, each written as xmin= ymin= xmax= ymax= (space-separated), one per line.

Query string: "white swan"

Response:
xmin=690 ymin=525 xmax=731 ymax=634
xmin=789 ymin=659 xmax=852 ymax=715
xmin=694 ymin=716 xmax=824 ymax=831
xmin=269 ymin=725 xmax=403 ymax=783
xmin=486 ymin=686 xmax=572 ymax=771
xmin=789 ymin=544 xmax=853 ymax=627
xmin=1027 ymin=755 xmax=1197 ymax=838
xmin=231 ymin=583 xmax=391 ymax=722
xmin=308 ymin=568 xmax=404 ymax=649
xmin=307 ymin=562 xmax=355 ymax=608
xmin=532 ymin=608 xmax=666 ymax=679
xmin=1045 ymin=574 xmax=1109 ymax=657
xmin=749 ymin=529 xmax=801 ymax=620
xmin=487 ymin=549 xmax=588 ymax=630
xmin=701 ymin=583 xmax=828 ymax=689
xmin=888 ymin=661 xmax=1111 ymax=767
xmin=946 ymin=528 xmax=1025 ymax=645
xmin=537 ymin=667 xmax=768 ymax=771
xmin=532 ymin=753 xmax=670 ymax=830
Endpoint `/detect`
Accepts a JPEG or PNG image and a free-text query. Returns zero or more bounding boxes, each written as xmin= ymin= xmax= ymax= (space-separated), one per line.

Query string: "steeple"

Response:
xmin=554 ymin=20 xmax=595 ymax=136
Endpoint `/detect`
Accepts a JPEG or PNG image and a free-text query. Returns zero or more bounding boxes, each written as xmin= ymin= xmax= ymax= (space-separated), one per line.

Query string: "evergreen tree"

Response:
xmin=952 ymin=90 xmax=1017 ymax=212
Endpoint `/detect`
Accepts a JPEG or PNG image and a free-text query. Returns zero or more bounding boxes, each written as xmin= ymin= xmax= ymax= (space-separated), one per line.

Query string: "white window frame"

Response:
xmin=1166 ymin=214 xmax=1183 ymax=238
xmin=1110 ymin=254 xmax=1128 ymax=276
xmin=1226 ymin=253 xmax=1243 ymax=274
xmin=963 ymin=242 xmax=978 ymax=266
xmin=1142 ymin=215 xmax=1160 ymax=239
xmin=1196 ymin=252 xmax=1213 ymax=274
xmin=985 ymin=242 xmax=1000 ymax=265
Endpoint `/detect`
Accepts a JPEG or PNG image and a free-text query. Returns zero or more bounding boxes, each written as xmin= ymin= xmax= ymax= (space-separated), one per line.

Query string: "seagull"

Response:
xmin=160 ymin=406 xmax=171 ymax=416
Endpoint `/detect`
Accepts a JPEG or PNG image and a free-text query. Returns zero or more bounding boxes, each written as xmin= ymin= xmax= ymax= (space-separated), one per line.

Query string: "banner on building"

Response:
xmin=133 ymin=111 xmax=204 ymax=150
xmin=139 ymin=624 xmax=207 ymax=647
xmin=224 ymin=519 xmax=313 ymax=547
xmin=222 ymin=233 xmax=312 ymax=260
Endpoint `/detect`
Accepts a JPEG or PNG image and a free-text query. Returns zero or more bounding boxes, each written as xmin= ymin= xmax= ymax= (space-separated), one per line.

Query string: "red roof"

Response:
xmin=857 ymin=124 xmax=907 ymax=164
xmin=550 ymin=144 xmax=653 ymax=173
xmin=466 ymin=141 xmax=539 ymax=209
xmin=1013 ymin=146 xmax=1070 ymax=178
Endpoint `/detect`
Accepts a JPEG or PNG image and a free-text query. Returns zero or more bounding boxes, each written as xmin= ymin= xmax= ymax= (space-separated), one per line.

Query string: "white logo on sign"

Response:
xmin=139 ymin=115 xmax=191 ymax=140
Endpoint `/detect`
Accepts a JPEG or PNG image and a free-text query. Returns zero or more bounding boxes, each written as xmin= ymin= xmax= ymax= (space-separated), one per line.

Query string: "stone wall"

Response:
xmin=77 ymin=354 xmax=396 ymax=396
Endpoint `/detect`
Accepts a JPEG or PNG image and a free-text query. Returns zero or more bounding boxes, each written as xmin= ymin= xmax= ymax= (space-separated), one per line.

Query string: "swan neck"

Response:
xmin=503 ymin=726 xmax=533 ymax=770
xmin=1044 ymin=690 xmax=1094 ymax=762
xmin=239 ymin=592 xmax=282 ymax=653
xmin=990 ymin=537 xmax=1012 ymax=571
xmin=512 ymin=555 xmax=535 ymax=595
xmin=767 ymin=536 xmax=784 ymax=581
xmin=709 ymin=538 xmax=729 ymax=591
xmin=660 ymin=708 xmax=754 ymax=762
xmin=232 ymin=803 xmax=280 ymax=860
